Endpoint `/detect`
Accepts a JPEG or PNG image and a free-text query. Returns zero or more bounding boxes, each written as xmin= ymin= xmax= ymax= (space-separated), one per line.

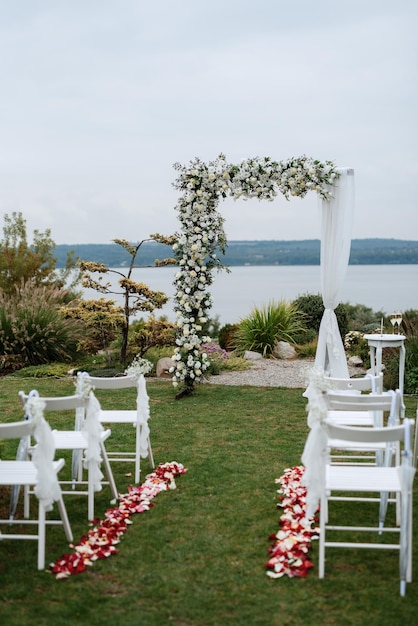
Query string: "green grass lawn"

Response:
xmin=0 ymin=377 xmax=417 ymax=626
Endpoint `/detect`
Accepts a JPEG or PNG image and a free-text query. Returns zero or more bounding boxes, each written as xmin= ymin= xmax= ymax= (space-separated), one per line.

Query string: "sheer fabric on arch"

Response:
xmin=314 ymin=167 xmax=354 ymax=378
xmin=301 ymin=168 xmax=355 ymax=517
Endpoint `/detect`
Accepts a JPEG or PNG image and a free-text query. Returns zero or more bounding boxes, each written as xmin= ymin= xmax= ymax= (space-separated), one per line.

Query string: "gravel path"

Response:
xmin=206 ymin=358 xmax=365 ymax=388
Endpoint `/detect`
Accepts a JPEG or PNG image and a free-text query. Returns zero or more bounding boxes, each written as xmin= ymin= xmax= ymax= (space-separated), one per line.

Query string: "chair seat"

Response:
xmin=326 ymin=465 xmax=401 ymax=493
xmin=98 ymin=410 xmax=137 ymax=424
xmin=0 ymin=460 xmax=65 ymax=486
xmin=51 ymin=428 xmax=111 ymax=449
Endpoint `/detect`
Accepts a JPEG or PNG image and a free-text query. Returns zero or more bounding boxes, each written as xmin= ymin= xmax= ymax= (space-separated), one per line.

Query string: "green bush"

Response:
xmin=0 ymin=281 xmax=83 ymax=370
xmin=383 ymin=311 xmax=418 ymax=392
xmin=343 ymin=302 xmax=385 ymax=332
xmin=293 ymin=293 xmax=348 ymax=341
xmin=129 ymin=316 xmax=177 ymax=359
xmin=218 ymin=323 xmax=240 ymax=351
xmin=405 ymin=367 xmax=418 ymax=395
xmin=234 ymin=300 xmax=305 ymax=358
xmin=7 ymin=362 xmax=72 ymax=378
xmin=295 ymin=339 xmax=317 ymax=358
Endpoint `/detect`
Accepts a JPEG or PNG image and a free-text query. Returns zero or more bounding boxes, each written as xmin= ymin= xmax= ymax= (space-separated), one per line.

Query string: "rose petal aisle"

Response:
xmin=50 ymin=461 xmax=187 ymax=579
xmin=265 ymin=466 xmax=319 ymax=579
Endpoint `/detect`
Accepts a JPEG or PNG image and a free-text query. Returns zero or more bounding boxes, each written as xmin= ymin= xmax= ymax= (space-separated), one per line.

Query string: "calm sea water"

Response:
xmin=81 ymin=265 xmax=418 ymax=326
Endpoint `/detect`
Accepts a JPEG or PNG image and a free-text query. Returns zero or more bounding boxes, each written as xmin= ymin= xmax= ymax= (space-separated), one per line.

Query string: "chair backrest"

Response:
xmin=325 ymin=419 xmax=413 ymax=451
xmin=84 ymin=374 xmax=139 ymax=390
xmin=19 ymin=391 xmax=88 ymax=412
xmin=325 ymin=388 xmax=401 ymax=417
xmin=326 ymin=373 xmax=383 ymax=394
xmin=0 ymin=419 xmax=35 ymax=441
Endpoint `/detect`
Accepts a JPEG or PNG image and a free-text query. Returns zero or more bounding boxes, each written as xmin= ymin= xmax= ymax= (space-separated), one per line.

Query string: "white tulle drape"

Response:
xmin=82 ymin=392 xmax=105 ymax=492
xmin=26 ymin=392 xmax=61 ymax=512
xmin=301 ymin=370 xmax=331 ymax=519
xmin=302 ymin=168 xmax=355 ymax=518
xmin=76 ymin=371 xmax=104 ymax=492
xmin=136 ymin=374 xmax=151 ymax=458
xmin=314 ymin=167 xmax=354 ymax=377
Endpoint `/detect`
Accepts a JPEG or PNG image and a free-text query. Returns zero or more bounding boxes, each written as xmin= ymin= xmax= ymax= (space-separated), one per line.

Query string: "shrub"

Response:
xmin=292 ymin=328 xmax=317 ymax=345
xmin=404 ymin=367 xmax=418 ymax=395
xmin=218 ymin=323 xmax=240 ymax=351
xmin=295 ymin=339 xmax=317 ymax=359
xmin=196 ymin=342 xmax=250 ymax=375
xmin=127 ymin=316 xmax=176 ymax=360
xmin=61 ymin=297 xmax=124 ymax=358
xmin=8 ymin=362 xmax=71 ymax=378
xmin=293 ymin=293 xmax=348 ymax=342
xmin=383 ymin=310 xmax=418 ymax=392
xmin=344 ymin=330 xmax=370 ymax=367
xmin=343 ymin=302 xmax=385 ymax=332
xmin=217 ymin=355 xmax=251 ymax=372
xmin=0 ymin=281 xmax=83 ymax=370
xmin=233 ymin=300 xmax=306 ymax=358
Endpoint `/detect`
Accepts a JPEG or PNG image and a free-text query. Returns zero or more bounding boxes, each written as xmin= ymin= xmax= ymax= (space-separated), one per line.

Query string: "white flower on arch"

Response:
xmin=171 ymin=154 xmax=339 ymax=395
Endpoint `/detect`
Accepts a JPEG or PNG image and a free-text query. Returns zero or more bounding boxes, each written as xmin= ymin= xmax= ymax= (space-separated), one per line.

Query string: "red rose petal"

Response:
xmin=266 ymin=465 xmax=319 ymax=579
xmin=50 ymin=462 xmax=187 ymax=579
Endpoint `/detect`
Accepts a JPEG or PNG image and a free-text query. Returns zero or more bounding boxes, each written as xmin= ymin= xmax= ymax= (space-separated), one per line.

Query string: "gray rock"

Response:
xmin=347 ymin=355 xmax=363 ymax=367
xmin=273 ymin=341 xmax=297 ymax=360
xmin=244 ymin=350 xmax=263 ymax=361
xmin=156 ymin=357 xmax=174 ymax=378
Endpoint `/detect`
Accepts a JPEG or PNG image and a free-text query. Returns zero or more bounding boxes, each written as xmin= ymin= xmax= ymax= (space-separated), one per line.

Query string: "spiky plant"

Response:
xmin=233 ymin=300 xmax=306 ymax=358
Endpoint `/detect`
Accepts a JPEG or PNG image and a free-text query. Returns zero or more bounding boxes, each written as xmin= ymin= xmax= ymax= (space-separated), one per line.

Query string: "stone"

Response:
xmin=347 ymin=355 xmax=363 ymax=367
xmin=244 ymin=350 xmax=263 ymax=361
xmin=273 ymin=341 xmax=297 ymax=360
xmin=156 ymin=357 xmax=174 ymax=378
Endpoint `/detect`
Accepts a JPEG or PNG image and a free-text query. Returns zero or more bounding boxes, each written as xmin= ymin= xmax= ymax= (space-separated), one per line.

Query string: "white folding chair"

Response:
xmin=325 ymin=373 xmax=384 ymax=426
xmin=81 ymin=373 xmax=154 ymax=483
xmin=19 ymin=390 xmax=118 ymax=521
xmin=0 ymin=395 xmax=73 ymax=569
xmin=325 ymin=388 xmax=404 ymax=529
xmin=326 ymin=373 xmax=386 ymax=465
xmin=319 ymin=417 xmax=415 ymax=596
xmin=325 ymin=387 xmax=401 ymax=467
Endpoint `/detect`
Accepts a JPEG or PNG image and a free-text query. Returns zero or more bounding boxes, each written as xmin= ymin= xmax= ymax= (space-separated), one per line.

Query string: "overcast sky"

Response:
xmin=1 ymin=0 xmax=417 ymax=244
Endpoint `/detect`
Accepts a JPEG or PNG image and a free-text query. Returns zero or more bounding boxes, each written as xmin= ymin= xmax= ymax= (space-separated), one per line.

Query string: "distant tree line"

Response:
xmin=54 ymin=239 xmax=418 ymax=267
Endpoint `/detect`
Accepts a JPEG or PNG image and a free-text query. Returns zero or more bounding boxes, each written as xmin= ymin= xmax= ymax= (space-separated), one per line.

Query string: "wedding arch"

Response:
xmin=170 ymin=154 xmax=354 ymax=397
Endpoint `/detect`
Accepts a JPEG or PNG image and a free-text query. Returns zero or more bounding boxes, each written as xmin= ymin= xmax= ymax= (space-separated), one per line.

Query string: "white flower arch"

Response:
xmin=171 ymin=154 xmax=349 ymax=397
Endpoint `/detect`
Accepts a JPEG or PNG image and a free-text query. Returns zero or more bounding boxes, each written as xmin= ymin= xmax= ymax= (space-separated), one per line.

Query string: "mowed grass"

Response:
xmin=0 ymin=376 xmax=417 ymax=626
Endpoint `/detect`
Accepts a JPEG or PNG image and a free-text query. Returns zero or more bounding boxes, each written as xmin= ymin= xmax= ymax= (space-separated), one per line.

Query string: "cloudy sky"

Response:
xmin=0 ymin=0 xmax=417 ymax=244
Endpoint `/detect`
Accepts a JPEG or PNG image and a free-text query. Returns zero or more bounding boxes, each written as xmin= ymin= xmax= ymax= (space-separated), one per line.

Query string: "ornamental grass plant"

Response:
xmin=0 ymin=282 xmax=82 ymax=370
xmin=234 ymin=300 xmax=306 ymax=357
xmin=0 ymin=377 xmax=417 ymax=626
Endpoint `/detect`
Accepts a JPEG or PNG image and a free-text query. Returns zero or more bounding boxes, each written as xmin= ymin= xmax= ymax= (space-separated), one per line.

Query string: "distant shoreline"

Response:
xmin=55 ymin=238 xmax=418 ymax=268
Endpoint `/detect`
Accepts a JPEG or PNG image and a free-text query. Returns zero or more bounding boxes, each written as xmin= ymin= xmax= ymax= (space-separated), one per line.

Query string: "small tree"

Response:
xmin=0 ymin=211 xmax=80 ymax=296
xmin=79 ymin=235 xmax=177 ymax=364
